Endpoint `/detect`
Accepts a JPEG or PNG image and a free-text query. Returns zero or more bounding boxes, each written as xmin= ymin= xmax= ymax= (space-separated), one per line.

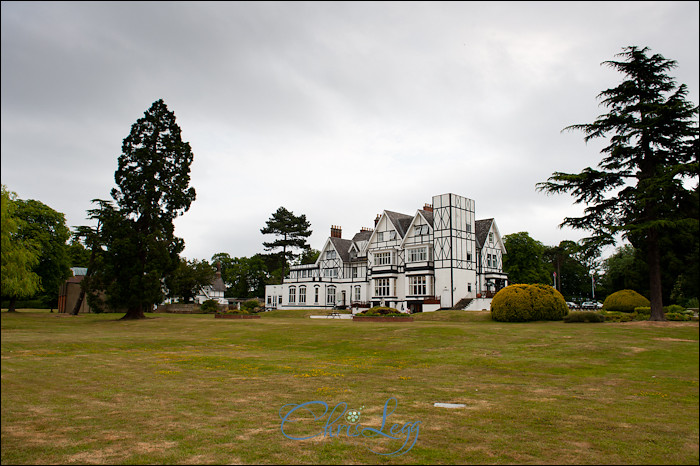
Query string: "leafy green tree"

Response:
xmin=537 ymin=46 xmax=698 ymax=321
xmin=86 ymin=99 xmax=196 ymax=319
xmin=599 ymin=244 xmax=648 ymax=297
xmin=502 ymin=232 xmax=552 ymax=285
xmin=298 ymin=248 xmax=320 ymax=265
xmin=227 ymin=255 xmax=268 ymax=298
xmin=67 ymin=236 xmax=91 ymax=268
xmin=544 ymin=240 xmax=591 ymax=301
xmin=1 ymin=186 xmax=40 ymax=312
xmin=14 ymin=199 xmax=71 ymax=309
xmin=260 ymin=207 xmax=312 ymax=282
xmin=165 ymin=258 xmax=215 ymax=303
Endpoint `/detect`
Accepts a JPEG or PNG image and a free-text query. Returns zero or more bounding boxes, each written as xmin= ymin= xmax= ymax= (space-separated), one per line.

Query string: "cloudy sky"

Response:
xmin=2 ymin=1 xmax=698 ymax=263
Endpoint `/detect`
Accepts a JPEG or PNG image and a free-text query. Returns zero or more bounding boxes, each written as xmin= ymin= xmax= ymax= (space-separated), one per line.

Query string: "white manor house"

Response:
xmin=265 ymin=193 xmax=508 ymax=313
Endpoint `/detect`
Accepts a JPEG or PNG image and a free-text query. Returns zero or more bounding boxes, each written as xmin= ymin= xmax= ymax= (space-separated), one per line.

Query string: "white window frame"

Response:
xmin=409 ymin=276 xmax=427 ymax=295
xmin=375 ymin=251 xmax=392 ymax=266
xmin=408 ymin=247 xmax=427 ymax=263
xmin=375 ymin=278 xmax=391 ymax=297
xmin=299 ymin=286 xmax=306 ymax=303
xmin=327 ymin=286 xmax=336 ymax=305
xmin=289 ymin=286 xmax=296 ymax=303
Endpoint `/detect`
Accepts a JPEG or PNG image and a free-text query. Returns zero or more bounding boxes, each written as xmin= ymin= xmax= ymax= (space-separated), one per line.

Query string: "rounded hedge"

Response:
xmin=603 ymin=289 xmax=650 ymax=313
xmin=490 ymin=284 xmax=568 ymax=322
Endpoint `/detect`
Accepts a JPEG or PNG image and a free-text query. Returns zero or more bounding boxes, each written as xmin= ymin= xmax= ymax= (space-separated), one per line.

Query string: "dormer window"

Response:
xmin=326 ymin=250 xmax=336 ymax=259
xmin=414 ymin=225 xmax=429 ymax=235
xmin=389 ymin=230 xmax=396 ymax=240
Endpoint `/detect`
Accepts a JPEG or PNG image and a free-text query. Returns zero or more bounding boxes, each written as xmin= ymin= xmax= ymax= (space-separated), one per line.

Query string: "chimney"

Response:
xmin=330 ymin=225 xmax=342 ymax=238
xmin=361 ymin=227 xmax=372 ymax=232
xmin=423 ymin=203 xmax=433 ymax=213
xmin=374 ymin=214 xmax=381 ymax=226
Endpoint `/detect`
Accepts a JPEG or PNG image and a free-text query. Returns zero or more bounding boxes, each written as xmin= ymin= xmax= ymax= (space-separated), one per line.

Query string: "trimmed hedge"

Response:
xmin=564 ymin=311 xmax=605 ymax=323
xmin=490 ymin=284 xmax=568 ymax=322
xmin=357 ymin=306 xmax=405 ymax=316
xmin=603 ymin=289 xmax=650 ymax=313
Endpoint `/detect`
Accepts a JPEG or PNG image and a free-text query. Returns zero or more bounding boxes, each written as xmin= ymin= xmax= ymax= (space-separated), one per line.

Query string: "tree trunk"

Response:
xmin=120 ymin=305 xmax=146 ymax=320
xmin=71 ymin=288 xmax=86 ymax=316
xmin=7 ymin=296 xmax=18 ymax=312
xmin=647 ymin=229 xmax=666 ymax=321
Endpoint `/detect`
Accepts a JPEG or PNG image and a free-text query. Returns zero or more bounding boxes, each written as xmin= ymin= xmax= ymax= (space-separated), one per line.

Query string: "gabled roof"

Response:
xmin=475 ymin=219 xmax=494 ymax=248
xmin=351 ymin=230 xmax=372 ymax=242
xmin=400 ymin=209 xmax=434 ymax=248
xmin=384 ymin=210 xmax=414 ymax=238
xmin=329 ymin=237 xmax=354 ymax=263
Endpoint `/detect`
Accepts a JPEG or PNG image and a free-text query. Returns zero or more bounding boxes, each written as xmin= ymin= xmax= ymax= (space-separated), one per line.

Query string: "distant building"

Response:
xmin=194 ymin=262 xmax=227 ymax=305
xmin=265 ymin=193 xmax=508 ymax=312
xmin=57 ymin=267 xmax=90 ymax=313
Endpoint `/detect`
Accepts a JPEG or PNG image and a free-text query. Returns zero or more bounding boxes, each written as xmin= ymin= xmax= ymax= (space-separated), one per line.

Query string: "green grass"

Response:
xmin=2 ymin=309 xmax=698 ymax=464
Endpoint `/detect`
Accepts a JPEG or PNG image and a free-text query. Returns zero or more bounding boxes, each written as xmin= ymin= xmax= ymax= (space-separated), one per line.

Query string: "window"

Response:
xmin=377 ymin=232 xmax=384 ymax=242
xmin=326 ymin=250 xmax=336 ymax=260
xmin=489 ymin=232 xmax=494 ymax=244
xmin=409 ymin=276 xmax=427 ymax=295
xmin=314 ymin=287 xmax=319 ymax=303
xmin=354 ymin=286 xmax=361 ymax=301
xmin=467 ymin=252 xmax=472 ymax=262
xmin=327 ymin=286 xmax=336 ymax=305
xmin=468 ymin=283 xmax=472 ymax=293
xmin=299 ymin=286 xmax=306 ymax=303
xmin=408 ymin=247 xmax=427 ymax=262
xmin=289 ymin=287 xmax=296 ymax=303
xmin=352 ymin=266 xmax=358 ymax=278
xmin=375 ymin=278 xmax=391 ymax=297
xmin=389 ymin=230 xmax=396 ymax=240
xmin=375 ymin=251 xmax=392 ymax=265
xmin=414 ymin=224 xmax=429 ymax=235
xmin=324 ymin=268 xmax=338 ymax=278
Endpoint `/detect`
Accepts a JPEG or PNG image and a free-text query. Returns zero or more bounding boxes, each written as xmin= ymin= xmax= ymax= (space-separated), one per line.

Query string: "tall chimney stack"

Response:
xmin=330 ymin=225 xmax=342 ymax=238
xmin=423 ymin=203 xmax=433 ymax=212
xmin=374 ymin=214 xmax=381 ymax=226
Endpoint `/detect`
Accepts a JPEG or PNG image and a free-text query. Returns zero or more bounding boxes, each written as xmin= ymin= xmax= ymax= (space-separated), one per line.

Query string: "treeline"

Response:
xmin=503 ymin=232 xmax=699 ymax=307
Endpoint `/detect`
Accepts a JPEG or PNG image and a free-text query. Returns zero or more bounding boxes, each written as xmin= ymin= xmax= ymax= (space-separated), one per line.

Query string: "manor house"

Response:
xmin=265 ymin=193 xmax=508 ymax=313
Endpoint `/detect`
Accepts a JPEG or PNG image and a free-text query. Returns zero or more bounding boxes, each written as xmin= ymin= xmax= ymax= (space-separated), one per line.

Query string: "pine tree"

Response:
xmin=260 ymin=207 xmax=312 ymax=282
xmin=537 ymin=46 xmax=699 ymax=321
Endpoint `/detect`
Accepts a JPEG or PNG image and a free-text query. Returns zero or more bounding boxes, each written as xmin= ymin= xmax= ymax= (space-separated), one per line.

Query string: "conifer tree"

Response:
xmin=537 ymin=46 xmax=699 ymax=321
xmin=260 ymin=207 xmax=312 ymax=282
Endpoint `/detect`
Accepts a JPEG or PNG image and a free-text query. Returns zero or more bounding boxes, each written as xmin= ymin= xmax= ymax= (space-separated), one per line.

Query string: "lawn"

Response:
xmin=1 ymin=309 xmax=698 ymax=464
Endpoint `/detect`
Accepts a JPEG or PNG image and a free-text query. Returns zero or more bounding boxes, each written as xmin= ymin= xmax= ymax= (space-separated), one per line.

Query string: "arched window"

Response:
xmin=289 ymin=286 xmax=296 ymax=303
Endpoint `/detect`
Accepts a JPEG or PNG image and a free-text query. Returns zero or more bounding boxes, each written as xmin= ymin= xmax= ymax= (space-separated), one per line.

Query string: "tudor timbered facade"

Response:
xmin=265 ymin=193 xmax=507 ymax=312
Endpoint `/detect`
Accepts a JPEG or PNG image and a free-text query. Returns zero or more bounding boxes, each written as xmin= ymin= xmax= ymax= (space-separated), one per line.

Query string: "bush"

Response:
xmin=358 ymin=306 xmax=406 ymax=316
xmin=666 ymin=313 xmax=691 ymax=321
xmin=634 ymin=306 xmax=651 ymax=315
xmin=226 ymin=309 xmax=249 ymax=315
xmin=200 ymin=299 xmax=221 ymax=313
xmin=564 ymin=311 xmax=605 ymax=323
xmin=664 ymin=304 xmax=686 ymax=314
xmin=603 ymin=290 xmax=650 ymax=313
xmin=601 ymin=311 xmax=637 ymax=322
xmin=490 ymin=284 xmax=568 ymax=322
xmin=241 ymin=299 xmax=261 ymax=313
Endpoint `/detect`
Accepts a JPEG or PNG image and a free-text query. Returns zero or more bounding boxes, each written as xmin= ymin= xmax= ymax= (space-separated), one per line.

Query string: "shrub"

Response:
xmin=685 ymin=297 xmax=698 ymax=309
xmin=241 ymin=299 xmax=261 ymax=313
xmin=226 ymin=309 xmax=249 ymax=315
xmin=666 ymin=313 xmax=691 ymax=321
xmin=634 ymin=307 xmax=651 ymax=315
xmin=200 ymin=299 xmax=221 ymax=314
xmin=358 ymin=306 xmax=405 ymax=316
xmin=603 ymin=290 xmax=650 ymax=313
xmin=601 ymin=311 xmax=637 ymax=322
xmin=664 ymin=304 xmax=686 ymax=314
xmin=564 ymin=311 xmax=605 ymax=323
xmin=490 ymin=284 xmax=568 ymax=322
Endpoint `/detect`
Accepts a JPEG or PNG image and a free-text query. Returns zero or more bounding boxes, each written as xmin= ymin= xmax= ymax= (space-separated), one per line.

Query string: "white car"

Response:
xmin=581 ymin=301 xmax=603 ymax=310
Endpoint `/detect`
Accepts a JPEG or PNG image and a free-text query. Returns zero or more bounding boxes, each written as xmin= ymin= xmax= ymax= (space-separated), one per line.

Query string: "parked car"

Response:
xmin=581 ymin=301 xmax=603 ymax=310
xmin=566 ymin=302 xmax=578 ymax=310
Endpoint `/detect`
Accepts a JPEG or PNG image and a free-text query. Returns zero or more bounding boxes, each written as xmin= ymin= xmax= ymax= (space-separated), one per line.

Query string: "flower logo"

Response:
xmin=345 ymin=405 xmax=364 ymax=423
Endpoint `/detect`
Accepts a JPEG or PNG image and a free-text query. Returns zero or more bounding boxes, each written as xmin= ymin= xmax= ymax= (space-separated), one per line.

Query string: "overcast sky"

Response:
xmin=2 ymin=1 xmax=698 ymax=263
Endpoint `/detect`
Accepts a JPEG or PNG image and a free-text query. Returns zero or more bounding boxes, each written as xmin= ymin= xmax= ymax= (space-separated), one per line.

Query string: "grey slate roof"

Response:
xmin=385 ymin=210 xmax=414 ymax=238
xmin=329 ymin=237 xmax=354 ymax=263
xmin=475 ymin=218 xmax=494 ymax=248
xmin=419 ymin=209 xmax=434 ymax=226
xmin=351 ymin=230 xmax=373 ymax=242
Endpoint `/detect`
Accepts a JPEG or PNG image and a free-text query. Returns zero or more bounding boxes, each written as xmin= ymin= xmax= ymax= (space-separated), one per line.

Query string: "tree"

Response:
xmin=599 ymin=244 xmax=648 ymax=297
xmin=1 ymin=186 xmax=41 ymax=312
xmin=260 ymin=207 xmax=312 ymax=282
xmin=502 ymin=232 xmax=552 ymax=285
xmin=537 ymin=46 xmax=698 ymax=321
xmin=544 ymin=240 xmax=591 ymax=301
xmin=164 ymin=258 xmax=215 ymax=303
xmin=297 ymin=248 xmax=320 ymax=265
xmin=85 ymin=99 xmax=196 ymax=319
xmin=14 ymin=199 xmax=71 ymax=309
